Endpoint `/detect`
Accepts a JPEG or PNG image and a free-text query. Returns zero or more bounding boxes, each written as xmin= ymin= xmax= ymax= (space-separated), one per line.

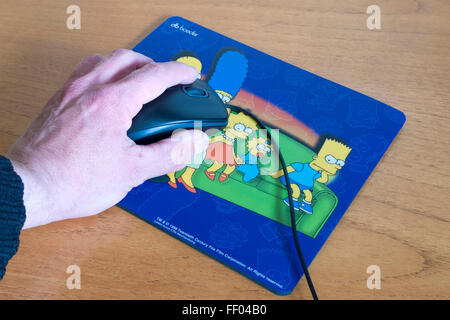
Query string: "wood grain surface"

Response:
xmin=0 ymin=0 xmax=449 ymax=299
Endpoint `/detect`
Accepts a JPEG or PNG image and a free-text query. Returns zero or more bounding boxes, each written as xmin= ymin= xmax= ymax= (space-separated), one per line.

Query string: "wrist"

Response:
xmin=9 ymin=159 xmax=52 ymax=229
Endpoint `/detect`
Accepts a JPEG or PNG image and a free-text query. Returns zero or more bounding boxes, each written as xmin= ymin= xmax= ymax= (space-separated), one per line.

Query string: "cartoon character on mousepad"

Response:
xmin=118 ymin=17 xmax=405 ymax=295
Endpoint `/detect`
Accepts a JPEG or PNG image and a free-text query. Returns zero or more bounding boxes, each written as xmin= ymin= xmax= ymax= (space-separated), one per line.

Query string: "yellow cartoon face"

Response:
xmin=224 ymin=111 xmax=258 ymax=140
xmin=176 ymin=56 xmax=202 ymax=78
xmin=311 ymin=138 xmax=352 ymax=175
xmin=248 ymin=137 xmax=271 ymax=158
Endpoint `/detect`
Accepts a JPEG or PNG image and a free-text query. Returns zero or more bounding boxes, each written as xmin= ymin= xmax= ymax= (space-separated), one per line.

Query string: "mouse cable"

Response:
xmin=226 ymin=105 xmax=319 ymax=300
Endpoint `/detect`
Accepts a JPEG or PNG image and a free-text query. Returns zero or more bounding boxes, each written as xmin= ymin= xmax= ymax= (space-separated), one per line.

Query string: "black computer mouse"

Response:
xmin=127 ymin=79 xmax=229 ymax=145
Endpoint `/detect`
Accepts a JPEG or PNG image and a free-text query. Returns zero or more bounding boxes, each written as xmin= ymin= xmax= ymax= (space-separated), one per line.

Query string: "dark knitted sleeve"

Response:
xmin=0 ymin=155 xmax=26 ymax=280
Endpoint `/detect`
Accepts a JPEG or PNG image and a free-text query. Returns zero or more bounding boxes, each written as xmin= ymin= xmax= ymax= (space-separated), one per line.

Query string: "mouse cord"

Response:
xmin=226 ymin=105 xmax=319 ymax=300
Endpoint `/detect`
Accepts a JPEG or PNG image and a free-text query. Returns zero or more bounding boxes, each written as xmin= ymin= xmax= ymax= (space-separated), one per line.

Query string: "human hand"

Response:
xmin=7 ymin=49 xmax=209 ymax=229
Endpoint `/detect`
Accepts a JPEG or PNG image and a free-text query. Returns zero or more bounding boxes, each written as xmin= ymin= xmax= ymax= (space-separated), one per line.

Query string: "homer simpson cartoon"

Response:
xmin=270 ymin=138 xmax=351 ymax=214
xmin=204 ymin=110 xmax=258 ymax=182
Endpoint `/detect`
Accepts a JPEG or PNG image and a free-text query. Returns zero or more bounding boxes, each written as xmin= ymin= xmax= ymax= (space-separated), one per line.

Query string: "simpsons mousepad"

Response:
xmin=118 ymin=16 xmax=406 ymax=295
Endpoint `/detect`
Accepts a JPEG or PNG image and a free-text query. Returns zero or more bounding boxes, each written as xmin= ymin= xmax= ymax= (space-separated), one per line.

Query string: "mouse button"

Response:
xmin=182 ymin=85 xmax=209 ymax=98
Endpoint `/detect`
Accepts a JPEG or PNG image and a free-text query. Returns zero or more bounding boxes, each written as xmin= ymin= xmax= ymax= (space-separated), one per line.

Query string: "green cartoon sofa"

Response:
xmin=173 ymin=130 xmax=338 ymax=239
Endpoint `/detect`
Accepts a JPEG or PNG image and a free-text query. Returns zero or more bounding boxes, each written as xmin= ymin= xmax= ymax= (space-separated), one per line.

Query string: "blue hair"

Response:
xmin=207 ymin=49 xmax=248 ymax=99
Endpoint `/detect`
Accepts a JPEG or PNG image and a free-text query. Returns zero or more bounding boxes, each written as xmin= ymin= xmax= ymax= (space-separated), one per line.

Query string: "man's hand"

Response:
xmin=6 ymin=49 xmax=209 ymax=229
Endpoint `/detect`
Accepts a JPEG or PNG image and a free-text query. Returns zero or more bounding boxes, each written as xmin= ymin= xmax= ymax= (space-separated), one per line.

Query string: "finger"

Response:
xmin=112 ymin=61 xmax=198 ymax=117
xmin=67 ymin=53 xmax=105 ymax=83
xmin=131 ymin=129 xmax=210 ymax=181
xmin=90 ymin=48 xmax=154 ymax=84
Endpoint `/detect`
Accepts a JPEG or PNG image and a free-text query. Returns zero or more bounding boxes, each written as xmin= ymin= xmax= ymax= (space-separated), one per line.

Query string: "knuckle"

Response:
xmin=170 ymin=60 xmax=189 ymax=73
xmin=110 ymin=48 xmax=131 ymax=58
xmin=145 ymin=62 xmax=172 ymax=85
xmin=145 ymin=56 xmax=155 ymax=63
xmin=84 ymin=53 xmax=100 ymax=62
xmin=64 ymin=77 xmax=86 ymax=99
xmin=92 ymin=85 xmax=115 ymax=105
xmin=144 ymin=61 xmax=162 ymax=74
xmin=84 ymin=53 xmax=104 ymax=64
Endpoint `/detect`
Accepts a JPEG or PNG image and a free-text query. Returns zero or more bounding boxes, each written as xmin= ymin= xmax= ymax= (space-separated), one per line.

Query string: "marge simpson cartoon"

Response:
xmin=270 ymin=138 xmax=351 ymax=214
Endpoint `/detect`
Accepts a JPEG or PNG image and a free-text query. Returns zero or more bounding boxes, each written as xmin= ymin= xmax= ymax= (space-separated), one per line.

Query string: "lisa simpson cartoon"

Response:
xmin=204 ymin=110 xmax=258 ymax=182
xmin=270 ymin=138 xmax=351 ymax=214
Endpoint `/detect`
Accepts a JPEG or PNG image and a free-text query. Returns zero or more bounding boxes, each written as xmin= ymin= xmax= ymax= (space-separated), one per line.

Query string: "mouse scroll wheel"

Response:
xmin=182 ymin=86 xmax=209 ymax=98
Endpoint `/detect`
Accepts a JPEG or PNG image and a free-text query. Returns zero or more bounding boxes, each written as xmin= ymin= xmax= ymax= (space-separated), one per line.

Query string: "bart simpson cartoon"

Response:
xmin=204 ymin=110 xmax=258 ymax=183
xmin=270 ymin=138 xmax=351 ymax=214
xmin=236 ymin=136 xmax=271 ymax=182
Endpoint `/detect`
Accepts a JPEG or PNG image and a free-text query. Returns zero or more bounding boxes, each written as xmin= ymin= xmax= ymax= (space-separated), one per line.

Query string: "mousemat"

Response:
xmin=118 ymin=16 xmax=406 ymax=295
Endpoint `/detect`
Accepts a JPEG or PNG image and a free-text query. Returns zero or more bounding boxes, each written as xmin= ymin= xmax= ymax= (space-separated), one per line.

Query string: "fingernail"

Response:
xmin=185 ymin=65 xmax=199 ymax=80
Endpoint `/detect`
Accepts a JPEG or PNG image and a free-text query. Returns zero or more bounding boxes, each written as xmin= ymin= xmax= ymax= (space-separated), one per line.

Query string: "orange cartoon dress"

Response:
xmin=205 ymin=133 xmax=236 ymax=165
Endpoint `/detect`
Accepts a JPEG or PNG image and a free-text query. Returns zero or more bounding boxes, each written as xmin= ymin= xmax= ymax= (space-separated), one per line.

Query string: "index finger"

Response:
xmin=112 ymin=61 xmax=198 ymax=117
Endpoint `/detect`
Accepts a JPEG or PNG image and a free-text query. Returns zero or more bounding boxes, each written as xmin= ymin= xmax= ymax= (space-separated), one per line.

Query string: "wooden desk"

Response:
xmin=0 ymin=0 xmax=449 ymax=299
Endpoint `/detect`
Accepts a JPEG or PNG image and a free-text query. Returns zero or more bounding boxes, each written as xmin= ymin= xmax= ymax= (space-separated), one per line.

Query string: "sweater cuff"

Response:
xmin=0 ymin=155 xmax=26 ymax=280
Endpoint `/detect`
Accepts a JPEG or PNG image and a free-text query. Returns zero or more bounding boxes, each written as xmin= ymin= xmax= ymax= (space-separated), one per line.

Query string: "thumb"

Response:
xmin=133 ymin=129 xmax=210 ymax=180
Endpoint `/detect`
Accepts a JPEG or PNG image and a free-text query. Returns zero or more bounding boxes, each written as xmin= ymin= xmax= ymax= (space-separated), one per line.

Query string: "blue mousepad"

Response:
xmin=118 ymin=17 xmax=406 ymax=295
